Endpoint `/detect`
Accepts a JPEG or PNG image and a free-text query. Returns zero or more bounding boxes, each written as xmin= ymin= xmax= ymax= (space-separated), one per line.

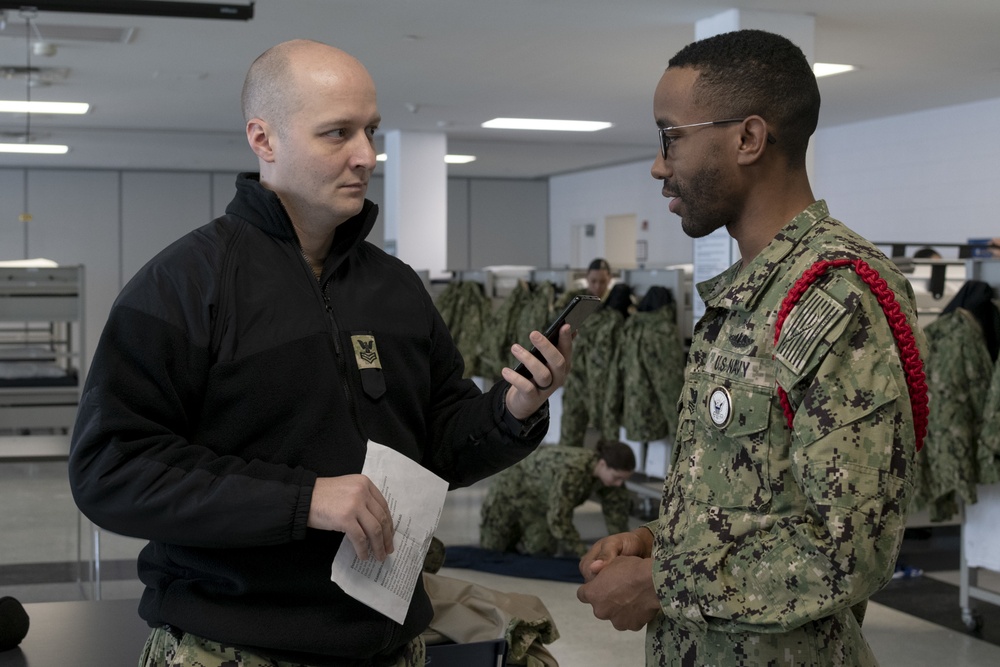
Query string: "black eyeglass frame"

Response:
xmin=657 ymin=117 xmax=776 ymax=158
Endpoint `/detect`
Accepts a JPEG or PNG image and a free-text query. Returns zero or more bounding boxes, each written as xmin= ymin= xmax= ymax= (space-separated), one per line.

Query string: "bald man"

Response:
xmin=69 ymin=40 xmax=570 ymax=667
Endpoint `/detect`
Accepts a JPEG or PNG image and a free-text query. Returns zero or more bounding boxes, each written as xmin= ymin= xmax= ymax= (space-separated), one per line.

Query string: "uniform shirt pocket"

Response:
xmin=676 ymin=373 xmax=774 ymax=510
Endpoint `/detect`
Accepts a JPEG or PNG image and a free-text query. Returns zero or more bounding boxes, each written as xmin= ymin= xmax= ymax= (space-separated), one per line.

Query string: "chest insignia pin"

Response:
xmin=708 ymin=386 xmax=733 ymax=428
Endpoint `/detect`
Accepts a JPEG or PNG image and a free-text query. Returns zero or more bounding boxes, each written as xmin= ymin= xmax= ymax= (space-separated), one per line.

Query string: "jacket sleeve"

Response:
xmin=651 ymin=280 xmax=919 ymax=634
xmin=68 ymin=259 xmax=316 ymax=549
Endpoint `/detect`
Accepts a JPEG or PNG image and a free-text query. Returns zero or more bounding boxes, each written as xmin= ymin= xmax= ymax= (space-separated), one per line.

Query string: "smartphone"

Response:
xmin=513 ymin=294 xmax=602 ymax=378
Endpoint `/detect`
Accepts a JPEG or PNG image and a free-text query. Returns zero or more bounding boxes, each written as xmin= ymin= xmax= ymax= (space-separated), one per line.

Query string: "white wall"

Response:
xmin=549 ymin=94 xmax=1000 ymax=268
xmin=814 ymin=95 xmax=1000 ymax=252
xmin=549 ymin=159 xmax=693 ymax=270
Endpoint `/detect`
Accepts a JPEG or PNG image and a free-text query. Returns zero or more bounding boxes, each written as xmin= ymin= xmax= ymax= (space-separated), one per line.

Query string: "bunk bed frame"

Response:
xmin=0 ymin=265 xmax=85 ymax=434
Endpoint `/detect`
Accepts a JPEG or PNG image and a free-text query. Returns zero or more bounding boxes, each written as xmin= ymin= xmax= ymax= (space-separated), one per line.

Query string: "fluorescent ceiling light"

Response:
xmin=482 ymin=118 xmax=612 ymax=132
xmin=0 ymin=101 xmax=91 ymax=114
xmin=376 ymin=153 xmax=477 ymax=164
xmin=0 ymin=143 xmax=69 ymax=154
xmin=813 ymin=63 xmax=856 ymax=78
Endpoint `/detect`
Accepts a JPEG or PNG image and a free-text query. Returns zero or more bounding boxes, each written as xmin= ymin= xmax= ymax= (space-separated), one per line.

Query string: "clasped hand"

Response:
xmin=576 ymin=528 xmax=661 ymax=631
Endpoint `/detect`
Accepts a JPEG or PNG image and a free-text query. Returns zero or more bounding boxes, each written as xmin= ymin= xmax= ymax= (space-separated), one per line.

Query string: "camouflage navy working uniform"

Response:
xmin=646 ymin=201 xmax=923 ymax=666
xmin=915 ymin=308 xmax=993 ymax=521
xmin=481 ymin=445 xmax=631 ymax=557
xmin=141 ymin=627 xmax=425 ymax=667
xmin=560 ymin=308 xmax=628 ymax=447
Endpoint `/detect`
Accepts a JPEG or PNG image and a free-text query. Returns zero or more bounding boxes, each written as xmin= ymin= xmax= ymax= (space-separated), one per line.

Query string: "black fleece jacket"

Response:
xmin=68 ymin=173 xmax=545 ymax=665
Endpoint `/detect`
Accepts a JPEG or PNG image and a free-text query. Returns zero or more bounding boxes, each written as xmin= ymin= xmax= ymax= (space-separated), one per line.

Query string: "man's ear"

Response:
xmin=735 ymin=115 xmax=771 ymax=165
xmin=246 ymin=118 xmax=276 ymax=163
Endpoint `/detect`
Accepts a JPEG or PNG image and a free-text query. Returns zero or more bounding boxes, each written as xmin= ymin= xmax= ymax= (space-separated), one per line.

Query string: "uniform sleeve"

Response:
xmin=652 ymin=280 xmax=918 ymax=634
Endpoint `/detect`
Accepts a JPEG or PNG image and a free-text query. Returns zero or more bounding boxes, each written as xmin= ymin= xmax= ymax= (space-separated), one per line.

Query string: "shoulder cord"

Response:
xmin=773 ymin=258 xmax=928 ymax=452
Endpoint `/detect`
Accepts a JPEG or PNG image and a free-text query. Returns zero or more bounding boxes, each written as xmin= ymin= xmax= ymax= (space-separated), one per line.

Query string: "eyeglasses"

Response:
xmin=657 ymin=117 xmax=776 ymax=158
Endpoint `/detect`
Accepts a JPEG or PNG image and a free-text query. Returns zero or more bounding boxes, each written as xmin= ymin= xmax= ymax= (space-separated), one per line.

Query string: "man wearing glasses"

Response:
xmin=577 ymin=29 xmax=925 ymax=666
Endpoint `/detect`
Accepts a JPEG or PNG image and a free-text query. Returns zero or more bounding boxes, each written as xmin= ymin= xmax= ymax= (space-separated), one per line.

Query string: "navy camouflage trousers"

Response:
xmin=139 ymin=626 xmax=425 ymax=667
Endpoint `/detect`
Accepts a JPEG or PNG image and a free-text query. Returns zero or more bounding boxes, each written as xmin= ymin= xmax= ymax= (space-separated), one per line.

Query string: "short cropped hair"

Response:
xmin=668 ymin=29 xmax=820 ymax=168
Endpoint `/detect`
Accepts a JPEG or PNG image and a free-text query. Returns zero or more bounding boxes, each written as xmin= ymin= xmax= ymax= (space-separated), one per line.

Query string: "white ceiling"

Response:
xmin=1 ymin=0 xmax=999 ymax=178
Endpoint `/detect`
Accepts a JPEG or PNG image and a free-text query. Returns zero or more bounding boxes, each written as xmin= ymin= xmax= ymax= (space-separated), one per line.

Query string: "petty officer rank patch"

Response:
xmin=773 ymin=286 xmax=847 ymax=375
xmin=351 ymin=334 xmax=382 ymax=370
xmin=708 ymin=386 xmax=733 ymax=428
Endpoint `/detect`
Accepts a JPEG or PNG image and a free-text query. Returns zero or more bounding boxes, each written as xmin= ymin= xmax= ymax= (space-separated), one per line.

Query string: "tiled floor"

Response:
xmin=4 ymin=461 xmax=1000 ymax=666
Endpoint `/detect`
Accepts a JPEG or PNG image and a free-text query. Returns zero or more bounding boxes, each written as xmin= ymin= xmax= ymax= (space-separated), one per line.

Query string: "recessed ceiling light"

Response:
xmin=0 ymin=100 xmax=90 ymax=114
xmin=0 ymin=143 xmax=69 ymax=154
xmin=482 ymin=118 xmax=613 ymax=132
xmin=813 ymin=63 xmax=856 ymax=78
xmin=376 ymin=153 xmax=478 ymax=164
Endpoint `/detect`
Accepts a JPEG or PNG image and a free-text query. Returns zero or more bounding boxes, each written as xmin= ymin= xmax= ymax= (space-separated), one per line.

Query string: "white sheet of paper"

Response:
xmin=330 ymin=440 xmax=448 ymax=624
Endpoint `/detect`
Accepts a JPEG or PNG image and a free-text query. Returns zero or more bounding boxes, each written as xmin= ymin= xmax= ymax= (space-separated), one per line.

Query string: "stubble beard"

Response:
xmin=674 ymin=164 xmax=731 ymax=239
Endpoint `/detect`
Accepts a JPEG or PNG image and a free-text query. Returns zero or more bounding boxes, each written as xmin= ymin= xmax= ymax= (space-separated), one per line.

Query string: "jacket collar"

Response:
xmin=226 ymin=172 xmax=380 ymax=258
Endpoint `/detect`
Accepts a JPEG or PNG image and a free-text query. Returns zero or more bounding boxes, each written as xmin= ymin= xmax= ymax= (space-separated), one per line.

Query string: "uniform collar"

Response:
xmin=697 ymin=200 xmax=830 ymax=312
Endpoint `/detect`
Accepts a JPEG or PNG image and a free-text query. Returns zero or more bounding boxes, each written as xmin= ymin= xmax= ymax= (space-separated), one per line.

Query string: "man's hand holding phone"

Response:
xmin=502 ymin=295 xmax=601 ymax=420
xmin=502 ymin=325 xmax=572 ymax=420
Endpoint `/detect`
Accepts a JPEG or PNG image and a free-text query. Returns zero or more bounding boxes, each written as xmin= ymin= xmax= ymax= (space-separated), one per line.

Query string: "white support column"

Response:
xmin=383 ymin=130 xmax=448 ymax=278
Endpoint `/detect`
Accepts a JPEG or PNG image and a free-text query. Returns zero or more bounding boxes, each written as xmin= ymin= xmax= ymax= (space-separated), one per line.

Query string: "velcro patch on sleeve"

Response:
xmin=774 ymin=287 xmax=847 ymax=375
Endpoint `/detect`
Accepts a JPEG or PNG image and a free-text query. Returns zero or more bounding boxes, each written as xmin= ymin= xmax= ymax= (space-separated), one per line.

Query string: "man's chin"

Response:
xmin=681 ymin=218 xmax=723 ymax=239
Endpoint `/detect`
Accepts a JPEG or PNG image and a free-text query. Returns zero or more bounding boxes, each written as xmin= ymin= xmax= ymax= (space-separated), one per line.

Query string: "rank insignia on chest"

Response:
xmin=708 ymin=386 xmax=732 ymax=428
xmin=351 ymin=334 xmax=382 ymax=370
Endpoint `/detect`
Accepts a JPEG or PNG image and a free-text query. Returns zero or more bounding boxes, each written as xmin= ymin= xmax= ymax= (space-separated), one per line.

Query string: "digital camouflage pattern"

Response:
xmin=434 ymin=280 xmax=492 ymax=378
xmin=478 ymin=281 xmax=556 ymax=381
xmin=618 ymin=304 xmax=686 ymax=442
xmin=558 ymin=357 xmax=590 ymax=448
xmin=914 ymin=308 xmax=993 ymax=521
xmin=975 ymin=337 xmax=1000 ymax=487
xmin=478 ymin=280 xmax=532 ymax=380
xmin=559 ymin=308 xmax=627 ymax=446
xmin=140 ymin=626 xmax=425 ymax=667
xmin=515 ymin=281 xmax=557 ymax=350
xmin=480 ymin=445 xmax=631 ymax=556
xmin=646 ymin=201 xmax=923 ymax=666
